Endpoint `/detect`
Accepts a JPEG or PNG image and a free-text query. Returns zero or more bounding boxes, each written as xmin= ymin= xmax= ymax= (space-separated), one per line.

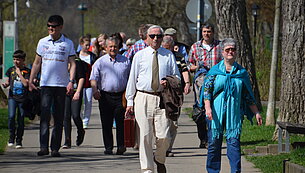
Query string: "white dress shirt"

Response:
xmin=125 ymin=46 xmax=181 ymax=106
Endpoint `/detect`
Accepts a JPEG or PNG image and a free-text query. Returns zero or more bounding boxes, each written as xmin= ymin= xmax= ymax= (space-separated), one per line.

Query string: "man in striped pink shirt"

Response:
xmin=188 ymin=23 xmax=222 ymax=149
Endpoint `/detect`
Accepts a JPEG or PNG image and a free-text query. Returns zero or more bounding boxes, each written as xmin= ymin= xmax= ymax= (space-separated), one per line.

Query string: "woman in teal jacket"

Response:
xmin=202 ymin=38 xmax=263 ymax=173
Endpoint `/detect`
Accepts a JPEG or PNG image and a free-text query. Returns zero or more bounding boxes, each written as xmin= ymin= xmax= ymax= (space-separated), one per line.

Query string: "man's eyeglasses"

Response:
xmin=47 ymin=24 xmax=61 ymax=28
xmin=148 ymin=34 xmax=163 ymax=39
xmin=224 ymin=48 xmax=236 ymax=53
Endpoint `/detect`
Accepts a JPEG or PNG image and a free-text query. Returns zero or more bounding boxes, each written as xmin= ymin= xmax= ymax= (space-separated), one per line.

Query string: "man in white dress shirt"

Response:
xmin=125 ymin=25 xmax=180 ymax=173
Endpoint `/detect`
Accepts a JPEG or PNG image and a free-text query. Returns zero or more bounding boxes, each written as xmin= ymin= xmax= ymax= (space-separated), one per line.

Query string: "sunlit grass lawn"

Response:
xmin=240 ymin=107 xmax=305 ymax=173
xmin=0 ymin=108 xmax=9 ymax=153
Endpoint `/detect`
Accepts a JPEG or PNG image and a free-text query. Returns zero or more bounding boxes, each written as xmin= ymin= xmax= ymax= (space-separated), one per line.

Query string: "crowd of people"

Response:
xmin=2 ymin=14 xmax=263 ymax=173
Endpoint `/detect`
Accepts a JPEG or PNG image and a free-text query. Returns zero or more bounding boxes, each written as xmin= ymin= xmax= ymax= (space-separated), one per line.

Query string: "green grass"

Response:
xmin=0 ymin=108 xmax=9 ymax=153
xmin=241 ymin=107 xmax=305 ymax=172
xmin=246 ymin=148 xmax=305 ymax=173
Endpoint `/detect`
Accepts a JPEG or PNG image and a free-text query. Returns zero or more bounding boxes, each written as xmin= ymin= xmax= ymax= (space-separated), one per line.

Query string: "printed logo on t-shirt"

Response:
xmin=12 ymin=76 xmax=25 ymax=96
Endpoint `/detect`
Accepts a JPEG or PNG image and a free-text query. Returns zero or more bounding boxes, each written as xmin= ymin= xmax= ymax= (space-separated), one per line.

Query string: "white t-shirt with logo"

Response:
xmin=36 ymin=34 xmax=76 ymax=87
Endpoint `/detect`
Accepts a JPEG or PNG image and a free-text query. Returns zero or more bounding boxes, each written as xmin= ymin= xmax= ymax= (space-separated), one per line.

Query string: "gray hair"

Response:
xmin=162 ymin=35 xmax=174 ymax=45
xmin=106 ymin=37 xmax=118 ymax=46
xmin=221 ymin=38 xmax=237 ymax=50
xmin=147 ymin=25 xmax=164 ymax=35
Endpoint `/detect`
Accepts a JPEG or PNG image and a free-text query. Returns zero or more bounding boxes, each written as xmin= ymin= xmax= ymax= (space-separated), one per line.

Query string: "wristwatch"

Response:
xmin=69 ymin=79 xmax=76 ymax=84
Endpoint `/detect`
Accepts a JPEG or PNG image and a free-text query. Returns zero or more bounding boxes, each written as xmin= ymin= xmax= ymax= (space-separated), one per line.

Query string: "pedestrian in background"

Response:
xmin=62 ymin=55 xmax=86 ymax=149
xmin=188 ymin=23 xmax=222 ymax=149
xmin=77 ymin=35 xmax=97 ymax=129
xmin=162 ymin=35 xmax=191 ymax=157
xmin=2 ymin=50 xmax=30 ymax=149
xmin=90 ymin=37 xmax=131 ymax=155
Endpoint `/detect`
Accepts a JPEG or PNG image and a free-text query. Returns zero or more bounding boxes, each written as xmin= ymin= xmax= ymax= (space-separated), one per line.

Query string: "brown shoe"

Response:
xmin=154 ymin=157 xmax=166 ymax=173
xmin=166 ymin=151 xmax=174 ymax=157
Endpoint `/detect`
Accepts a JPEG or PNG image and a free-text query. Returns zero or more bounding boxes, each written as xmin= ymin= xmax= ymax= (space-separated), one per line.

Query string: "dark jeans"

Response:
xmin=98 ymin=91 xmax=125 ymax=151
xmin=8 ymin=98 xmax=25 ymax=144
xmin=206 ymin=119 xmax=241 ymax=173
xmin=63 ymin=92 xmax=84 ymax=144
xmin=40 ymin=87 xmax=66 ymax=151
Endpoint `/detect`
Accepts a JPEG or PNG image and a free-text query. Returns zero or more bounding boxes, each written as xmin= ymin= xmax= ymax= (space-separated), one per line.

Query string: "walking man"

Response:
xmin=188 ymin=23 xmax=222 ymax=149
xmin=29 ymin=15 xmax=76 ymax=157
xmin=90 ymin=37 xmax=131 ymax=155
xmin=125 ymin=25 xmax=180 ymax=173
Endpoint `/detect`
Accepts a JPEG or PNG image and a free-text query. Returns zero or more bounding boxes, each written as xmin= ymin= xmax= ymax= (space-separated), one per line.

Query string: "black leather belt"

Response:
xmin=101 ymin=91 xmax=124 ymax=96
xmin=138 ymin=90 xmax=161 ymax=96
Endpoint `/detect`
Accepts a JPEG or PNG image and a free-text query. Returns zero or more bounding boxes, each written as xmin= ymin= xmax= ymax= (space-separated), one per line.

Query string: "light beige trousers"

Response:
xmin=134 ymin=91 xmax=170 ymax=173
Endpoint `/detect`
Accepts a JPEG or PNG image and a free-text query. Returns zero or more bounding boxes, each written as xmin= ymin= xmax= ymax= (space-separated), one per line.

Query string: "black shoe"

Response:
xmin=154 ymin=157 xmax=166 ymax=173
xmin=76 ymin=129 xmax=85 ymax=146
xmin=104 ymin=149 xmax=113 ymax=155
xmin=199 ymin=141 xmax=208 ymax=148
xmin=116 ymin=147 xmax=126 ymax=155
xmin=37 ymin=148 xmax=49 ymax=156
xmin=62 ymin=143 xmax=71 ymax=149
xmin=51 ymin=150 xmax=61 ymax=157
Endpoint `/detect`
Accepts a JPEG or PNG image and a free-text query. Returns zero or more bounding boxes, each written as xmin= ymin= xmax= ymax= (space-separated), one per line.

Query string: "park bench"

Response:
xmin=277 ymin=121 xmax=305 ymax=153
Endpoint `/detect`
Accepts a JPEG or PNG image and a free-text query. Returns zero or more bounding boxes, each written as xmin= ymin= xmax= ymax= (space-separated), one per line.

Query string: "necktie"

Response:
xmin=151 ymin=50 xmax=159 ymax=91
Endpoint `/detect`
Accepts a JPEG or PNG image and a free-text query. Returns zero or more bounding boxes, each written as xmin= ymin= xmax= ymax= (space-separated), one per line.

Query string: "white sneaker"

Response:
xmin=83 ymin=123 xmax=88 ymax=129
xmin=15 ymin=145 xmax=23 ymax=149
xmin=7 ymin=143 xmax=14 ymax=147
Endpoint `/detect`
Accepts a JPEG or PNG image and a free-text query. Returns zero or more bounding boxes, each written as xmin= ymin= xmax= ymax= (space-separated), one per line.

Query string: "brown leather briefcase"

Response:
xmin=124 ymin=113 xmax=135 ymax=147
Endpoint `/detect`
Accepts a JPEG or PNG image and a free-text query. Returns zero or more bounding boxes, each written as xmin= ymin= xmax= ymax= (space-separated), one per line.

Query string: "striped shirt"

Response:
xmin=188 ymin=39 xmax=222 ymax=70
xmin=124 ymin=41 xmax=148 ymax=60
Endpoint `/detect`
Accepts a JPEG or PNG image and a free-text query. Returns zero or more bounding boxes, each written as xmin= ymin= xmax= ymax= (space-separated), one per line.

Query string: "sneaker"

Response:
xmin=16 ymin=143 xmax=23 ymax=149
xmin=37 ymin=148 xmax=49 ymax=156
xmin=76 ymin=129 xmax=85 ymax=146
xmin=83 ymin=123 xmax=88 ymax=129
xmin=7 ymin=143 xmax=14 ymax=147
xmin=51 ymin=150 xmax=61 ymax=157
xmin=62 ymin=144 xmax=71 ymax=149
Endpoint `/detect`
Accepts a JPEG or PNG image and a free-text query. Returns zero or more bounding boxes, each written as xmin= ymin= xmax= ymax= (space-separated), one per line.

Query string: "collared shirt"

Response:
xmin=125 ymin=46 xmax=181 ymax=106
xmin=124 ymin=41 xmax=148 ymax=59
xmin=188 ymin=39 xmax=222 ymax=70
xmin=36 ymin=34 xmax=75 ymax=87
xmin=89 ymin=54 xmax=131 ymax=93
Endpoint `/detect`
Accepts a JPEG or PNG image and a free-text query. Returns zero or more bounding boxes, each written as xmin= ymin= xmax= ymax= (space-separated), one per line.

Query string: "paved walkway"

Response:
xmin=0 ymin=94 xmax=261 ymax=173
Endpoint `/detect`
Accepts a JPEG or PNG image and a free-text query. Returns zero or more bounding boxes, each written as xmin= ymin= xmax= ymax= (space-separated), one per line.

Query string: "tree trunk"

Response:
xmin=266 ymin=0 xmax=281 ymax=126
xmin=214 ymin=0 xmax=262 ymax=111
xmin=278 ymin=0 xmax=305 ymax=124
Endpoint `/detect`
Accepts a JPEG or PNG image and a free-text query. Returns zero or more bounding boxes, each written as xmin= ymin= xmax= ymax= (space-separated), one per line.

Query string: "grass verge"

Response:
xmin=0 ymin=108 xmax=9 ymax=153
xmin=241 ymin=107 xmax=305 ymax=172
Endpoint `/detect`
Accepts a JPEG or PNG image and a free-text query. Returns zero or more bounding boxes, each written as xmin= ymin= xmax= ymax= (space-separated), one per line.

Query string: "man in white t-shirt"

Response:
xmin=29 ymin=15 xmax=76 ymax=157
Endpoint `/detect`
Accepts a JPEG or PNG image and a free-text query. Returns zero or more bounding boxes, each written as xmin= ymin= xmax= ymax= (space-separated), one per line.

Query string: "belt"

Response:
xmin=101 ymin=91 xmax=124 ymax=96
xmin=138 ymin=90 xmax=161 ymax=96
